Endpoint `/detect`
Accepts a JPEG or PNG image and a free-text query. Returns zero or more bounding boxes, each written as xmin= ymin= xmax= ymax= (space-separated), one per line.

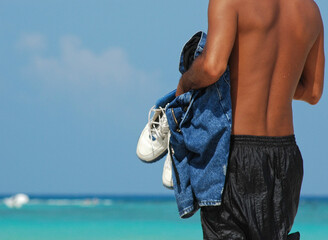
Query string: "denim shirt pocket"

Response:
xmin=169 ymin=107 xmax=184 ymax=133
xmin=167 ymin=90 xmax=197 ymax=133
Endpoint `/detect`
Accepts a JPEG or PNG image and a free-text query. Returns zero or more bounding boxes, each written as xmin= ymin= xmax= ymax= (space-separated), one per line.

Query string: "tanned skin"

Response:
xmin=176 ymin=0 xmax=325 ymax=136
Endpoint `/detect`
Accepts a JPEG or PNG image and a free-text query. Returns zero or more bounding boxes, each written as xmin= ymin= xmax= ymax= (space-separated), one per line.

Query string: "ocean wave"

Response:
xmin=1 ymin=198 xmax=113 ymax=207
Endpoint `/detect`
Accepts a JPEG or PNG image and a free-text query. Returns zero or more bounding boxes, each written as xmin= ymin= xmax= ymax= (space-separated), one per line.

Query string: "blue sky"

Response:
xmin=0 ymin=0 xmax=327 ymax=196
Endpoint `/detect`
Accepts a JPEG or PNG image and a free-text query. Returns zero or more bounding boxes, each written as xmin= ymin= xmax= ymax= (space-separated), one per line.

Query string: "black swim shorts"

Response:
xmin=201 ymin=135 xmax=303 ymax=240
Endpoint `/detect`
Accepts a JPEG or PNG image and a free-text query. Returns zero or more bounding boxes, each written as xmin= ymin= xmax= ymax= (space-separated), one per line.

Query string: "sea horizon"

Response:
xmin=2 ymin=193 xmax=327 ymax=207
xmin=1 ymin=193 xmax=328 ymax=199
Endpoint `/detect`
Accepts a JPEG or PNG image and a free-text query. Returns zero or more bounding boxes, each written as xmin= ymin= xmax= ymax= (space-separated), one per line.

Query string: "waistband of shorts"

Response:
xmin=231 ymin=135 xmax=296 ymax=146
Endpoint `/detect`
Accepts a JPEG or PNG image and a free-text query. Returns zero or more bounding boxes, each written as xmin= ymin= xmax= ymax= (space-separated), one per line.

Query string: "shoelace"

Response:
xmin=147 ymin=106 xmax=169 ymax=141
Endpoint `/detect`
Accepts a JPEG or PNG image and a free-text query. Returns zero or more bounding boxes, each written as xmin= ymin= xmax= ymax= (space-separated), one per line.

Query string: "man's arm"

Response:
xmin=294 ymin=16 xmax=325 ymax=105
xmin=176 ymin=0 xmax=238 ymax=96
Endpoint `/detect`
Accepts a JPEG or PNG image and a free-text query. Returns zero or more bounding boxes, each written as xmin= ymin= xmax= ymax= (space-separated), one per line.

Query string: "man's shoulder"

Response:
xmin=305 ymin=0 xmax=321 ymax=10
xmin=231 ymin=0 xmax=321 ymax=12
xmin=231 ymin=0 xmax=322 ymax=25
xmin=309 ymin=0 xmax=323 ymax=24
xmin=294 ymin=0 xmax=322 ymax=19
xmin=296 ymin=0 xmax=323 ymax=32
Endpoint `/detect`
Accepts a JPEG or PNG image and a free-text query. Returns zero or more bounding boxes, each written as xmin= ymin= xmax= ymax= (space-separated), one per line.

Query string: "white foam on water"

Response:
xmin=3 ymin=193 xmax=29 ymax=208
xmin=24 ymin=198 xmax=113 ymax=207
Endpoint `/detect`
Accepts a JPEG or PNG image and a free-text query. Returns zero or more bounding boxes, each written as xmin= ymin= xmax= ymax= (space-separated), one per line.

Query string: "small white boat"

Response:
xmin=4 ymin=193 xmax=29 ymax=208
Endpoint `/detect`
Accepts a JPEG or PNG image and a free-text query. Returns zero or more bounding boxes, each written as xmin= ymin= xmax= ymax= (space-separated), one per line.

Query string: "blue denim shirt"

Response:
xmin=157 ymin=32 xmax=232 ymax=218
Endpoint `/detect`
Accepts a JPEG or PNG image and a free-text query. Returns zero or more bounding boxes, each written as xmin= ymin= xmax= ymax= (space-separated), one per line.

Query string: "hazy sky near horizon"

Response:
xmin=0 ymin=0 xmax=327 ymax=196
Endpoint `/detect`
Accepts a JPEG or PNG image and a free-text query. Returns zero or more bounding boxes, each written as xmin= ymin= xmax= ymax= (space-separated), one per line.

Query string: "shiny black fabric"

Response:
xmin=201 ymin=135 xmax=303 ymax=240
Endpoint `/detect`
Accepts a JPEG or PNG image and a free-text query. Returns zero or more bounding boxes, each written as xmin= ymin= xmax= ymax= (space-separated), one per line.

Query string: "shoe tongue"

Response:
xmin=152 ymin=109 xmax=162 ymax=120
xmin=149 ymin=109 xmax=168 ymax=140
xmin=149 ymin=123 xmax=160 ymax=141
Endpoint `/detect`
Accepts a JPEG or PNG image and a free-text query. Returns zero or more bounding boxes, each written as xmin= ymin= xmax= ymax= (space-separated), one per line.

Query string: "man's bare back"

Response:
xmin=176 ymin=0 xmax=324 ymax=137
xmin=229 ymin=0 xmax=325 ymax=136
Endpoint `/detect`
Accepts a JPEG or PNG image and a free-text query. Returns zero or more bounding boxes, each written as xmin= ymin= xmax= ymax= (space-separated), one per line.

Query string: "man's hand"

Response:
xmin=176 ymin=74 xmax=187 ymax=96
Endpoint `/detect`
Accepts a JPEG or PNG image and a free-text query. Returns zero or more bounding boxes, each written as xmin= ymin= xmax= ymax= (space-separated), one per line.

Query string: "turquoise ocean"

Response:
xmin=0 ymin=195 xmax=327 ymax=240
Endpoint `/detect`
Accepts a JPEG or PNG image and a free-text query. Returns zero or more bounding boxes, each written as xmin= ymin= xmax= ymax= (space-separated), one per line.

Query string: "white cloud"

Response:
xmin=19 ymin=33 xmax=163 ymax=119
xmin=17 ymin=33 xmax=47 ymax=51
xmin=23 ymin=35 xmax=155 ymax=90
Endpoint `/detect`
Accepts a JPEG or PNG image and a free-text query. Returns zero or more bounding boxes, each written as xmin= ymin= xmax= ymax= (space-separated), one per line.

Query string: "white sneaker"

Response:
xmin=162 ymin=140 xmax=174 ymax=189
xmin=136 ymin=106 xmax=170 ymax=163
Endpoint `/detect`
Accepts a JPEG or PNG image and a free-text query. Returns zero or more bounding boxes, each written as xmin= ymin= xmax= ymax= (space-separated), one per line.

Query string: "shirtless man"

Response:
xmin=176 ymin=0 xmax=325 ymax=239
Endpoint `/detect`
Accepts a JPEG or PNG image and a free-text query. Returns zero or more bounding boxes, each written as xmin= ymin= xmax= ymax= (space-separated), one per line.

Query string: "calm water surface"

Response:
xmin=0 ymin=196 xmax=327 ymax=240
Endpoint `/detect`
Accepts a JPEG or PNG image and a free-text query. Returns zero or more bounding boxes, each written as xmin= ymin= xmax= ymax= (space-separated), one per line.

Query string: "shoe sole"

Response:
xmin=138 ymin=149 xmax=168 ymax=164
xmin=162 ymin=183 xmax=174 ymax=190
